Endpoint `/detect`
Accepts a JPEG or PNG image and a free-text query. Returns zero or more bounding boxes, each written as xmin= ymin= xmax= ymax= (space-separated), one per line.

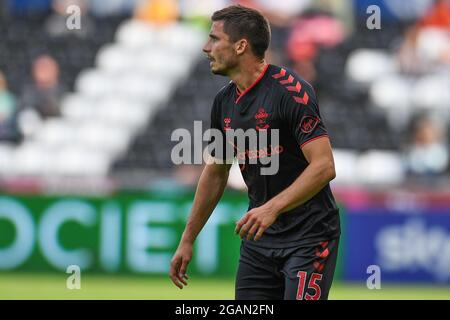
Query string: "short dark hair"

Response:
xmin=211 ymin=5 xmax=271 ymax=59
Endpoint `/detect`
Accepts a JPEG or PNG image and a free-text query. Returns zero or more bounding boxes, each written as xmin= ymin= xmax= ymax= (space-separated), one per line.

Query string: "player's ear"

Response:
xmin=234 ymin=39 xmax=248 ymax=56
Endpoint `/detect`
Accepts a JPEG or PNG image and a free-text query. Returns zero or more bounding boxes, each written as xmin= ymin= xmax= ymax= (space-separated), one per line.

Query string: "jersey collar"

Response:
xmin=234 ymin=63 xmax=270 ymax=105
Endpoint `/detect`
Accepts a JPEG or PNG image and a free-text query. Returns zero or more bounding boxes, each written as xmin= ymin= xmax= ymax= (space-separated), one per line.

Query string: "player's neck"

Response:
xmin=230 ymin=59 xmax=268 ymax=94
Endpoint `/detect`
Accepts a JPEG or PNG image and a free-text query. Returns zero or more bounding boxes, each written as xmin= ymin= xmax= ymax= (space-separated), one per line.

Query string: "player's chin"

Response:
xmin=210 ymin=64 xmax=226 ymax=75
xmin=209 ymin=62 xmax=218 ymax=73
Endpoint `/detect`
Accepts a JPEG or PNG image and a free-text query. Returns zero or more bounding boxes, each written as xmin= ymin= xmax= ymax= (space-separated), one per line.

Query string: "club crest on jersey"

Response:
xmin=224 ymin=117 xmax=232 ymax=130
xmin=300 ymin=115 xmax=320 ymax=133
xmin=255 ymin=108 xmax=270 ymax=130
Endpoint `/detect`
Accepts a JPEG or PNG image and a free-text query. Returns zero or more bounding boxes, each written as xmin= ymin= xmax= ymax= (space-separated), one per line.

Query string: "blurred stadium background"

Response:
xmin=1 ymin=0 xmax=450 ymax=299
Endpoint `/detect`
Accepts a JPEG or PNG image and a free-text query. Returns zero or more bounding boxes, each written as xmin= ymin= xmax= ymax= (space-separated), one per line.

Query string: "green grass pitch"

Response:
xmin=1 ymin=273 xmax=449 ymax=300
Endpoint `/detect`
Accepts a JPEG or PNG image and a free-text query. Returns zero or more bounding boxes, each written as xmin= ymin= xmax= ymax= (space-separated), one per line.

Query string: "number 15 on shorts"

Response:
xmin=296 ymin=271 xmax=323 ymax=300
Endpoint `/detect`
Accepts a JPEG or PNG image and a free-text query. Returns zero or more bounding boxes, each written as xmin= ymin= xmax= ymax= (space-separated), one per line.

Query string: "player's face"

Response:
xmin=203 ymin=21 xmax=239 ymax=75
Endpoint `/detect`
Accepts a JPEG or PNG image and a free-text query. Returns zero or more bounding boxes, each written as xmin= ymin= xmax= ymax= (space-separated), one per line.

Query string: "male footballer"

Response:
xmin=169 ymin=5 xmax=340 ymax=300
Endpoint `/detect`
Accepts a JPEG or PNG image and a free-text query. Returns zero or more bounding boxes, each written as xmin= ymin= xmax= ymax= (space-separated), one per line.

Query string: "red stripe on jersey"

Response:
xmin=272 ymin=68 xmax=286 ymax=79
xmin=313 ymin=261 xmax=325 ymax=272
xmin=293 ymin=92 xmax=309 ymax=105
xmin=316 ymin=248 xmax=330 ymax=259
xmin=279 ymin=75 xmax=294 ymax=85
xmin=235 ymin=64 xmax=269 ymax=104
xmin=300 ymin=134 xmax=329 ymax=149
xmin=287 ymin=81 xmax=302 ymax=93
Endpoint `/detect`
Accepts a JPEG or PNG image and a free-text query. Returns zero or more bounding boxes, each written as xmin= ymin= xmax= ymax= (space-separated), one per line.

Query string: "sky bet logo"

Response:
xmin=375 ymin=219 xmax=450 ymax=282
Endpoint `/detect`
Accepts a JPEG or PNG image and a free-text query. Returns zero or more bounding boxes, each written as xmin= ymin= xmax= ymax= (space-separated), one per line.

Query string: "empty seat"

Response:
xmin=346 ymin=49 xmax=396 ymax=85
xmin=356 ymin=150 xmax=405 ymax=184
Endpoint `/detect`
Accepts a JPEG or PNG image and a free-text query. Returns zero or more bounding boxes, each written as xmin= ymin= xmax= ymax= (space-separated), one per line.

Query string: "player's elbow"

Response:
xmin=320 ymin=159 xmax=336 ymax=183
xmin=328 ymin=163 xmax=336 ymax=182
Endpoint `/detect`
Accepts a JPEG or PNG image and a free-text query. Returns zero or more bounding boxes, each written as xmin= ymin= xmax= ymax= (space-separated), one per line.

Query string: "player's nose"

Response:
xmin=202 ymin=42 xmax=211 ymax=54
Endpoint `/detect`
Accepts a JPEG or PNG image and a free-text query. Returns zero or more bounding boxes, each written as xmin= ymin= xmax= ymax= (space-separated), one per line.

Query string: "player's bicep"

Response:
xmin=301 ymin=135 xmax=334 ymax=166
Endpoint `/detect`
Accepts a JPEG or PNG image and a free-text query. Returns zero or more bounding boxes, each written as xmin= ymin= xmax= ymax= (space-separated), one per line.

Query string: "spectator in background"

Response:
xmin=404 ymin=116 xmax=449 ymax=176
xmin=419 ymin=0 xmax=450 ymax=29
xmin=235 ymin=0 xmax=312 ymax=65
xmin=134 ymin=0 xmax=179 ymax=24
xmin=286 ymin=12 xmax=345 ymax=83
xmin=396 ymin=25 xmax=425 ymax=75
xmin=236 ymin=1 xmax=346 ymax=82
xmin=21 ymin=55 xmax=64 ymax=119
xmin=45 ymin=0 xmax=95 ymax=39
xmin=0 ymin=71 xmax=21 ymax=142
xmin=397 ymin=0 xmax=450 ymax=74
xmin=417 ymin=0 xmax=450 ymax=68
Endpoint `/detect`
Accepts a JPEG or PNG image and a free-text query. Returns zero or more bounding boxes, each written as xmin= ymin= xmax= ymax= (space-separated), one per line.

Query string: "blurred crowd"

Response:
xmin=0 ymin=0 xmax=449 ymax=186
xmin=389 ymin=0 xmax=450 ymax=177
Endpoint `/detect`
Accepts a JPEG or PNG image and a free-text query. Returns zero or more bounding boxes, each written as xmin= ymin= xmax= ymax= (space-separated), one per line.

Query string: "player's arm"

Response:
xmin=169 ymin=159 xmax=231 ymax=289
xmin=267 ymin=137 xmax=335 ymax=212
xmin=265 ymin=137 xmax=335 ymax=213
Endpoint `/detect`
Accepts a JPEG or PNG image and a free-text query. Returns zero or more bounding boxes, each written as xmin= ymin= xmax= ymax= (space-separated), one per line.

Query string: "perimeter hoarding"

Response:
xmin=0 ymin=191 xmax=345 ymax=278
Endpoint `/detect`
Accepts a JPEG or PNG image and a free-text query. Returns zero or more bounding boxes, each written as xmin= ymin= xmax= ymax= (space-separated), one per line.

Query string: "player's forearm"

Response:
xmin=180 ymin=164 xmax=230 ymax=245
xmin=266 ymin=158 xmax=336 ymax=215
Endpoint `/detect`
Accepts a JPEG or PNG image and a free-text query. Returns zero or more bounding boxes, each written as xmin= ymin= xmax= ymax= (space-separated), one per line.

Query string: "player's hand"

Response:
xmin=235 ymin=204 xmax=280 ymax=241
xmin=169 ymin=242 xmax=192 ymax=289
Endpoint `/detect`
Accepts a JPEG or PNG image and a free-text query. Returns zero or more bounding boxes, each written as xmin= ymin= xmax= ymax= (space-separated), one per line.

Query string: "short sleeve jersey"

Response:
xmin=210 ymin=64 xmax=340 ymax=248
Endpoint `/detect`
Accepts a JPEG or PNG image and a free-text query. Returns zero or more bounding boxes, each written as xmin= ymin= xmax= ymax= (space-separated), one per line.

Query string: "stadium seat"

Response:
xmin=0 ymin=143 xmax=15 ymax=175
xmin=411 ymin=74 xmax=450 ymax=111
xmin=115 ymin=20 xmax=156 ymax=48
xmin=96 ymin=44 xmax=135 ymax=73
xmin=34 ymin=118 xmax=76 ymax=148
xmin=332 ymin=149 xmax=359 ymax=184
xmin=52 ymin=145 xmax=110 ymax=176
xmin=346 ymin=49 xmax=396 ymax=85
xmin=370 ymin=75 xmax=411 ymax=110
xmin=356 ymin=150 xmax=405 ymax=184
xmin=75 ymin=69 xmax=116 ymax=98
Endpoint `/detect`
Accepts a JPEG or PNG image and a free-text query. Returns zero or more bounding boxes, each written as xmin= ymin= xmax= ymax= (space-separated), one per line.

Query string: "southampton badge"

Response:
xmin=255 ymin=108 xmax=270 ymax=130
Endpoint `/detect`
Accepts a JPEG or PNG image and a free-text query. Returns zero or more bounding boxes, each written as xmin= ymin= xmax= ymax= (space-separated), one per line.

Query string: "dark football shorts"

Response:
xmin=235 ymin=237 xmax=339 ymax=300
